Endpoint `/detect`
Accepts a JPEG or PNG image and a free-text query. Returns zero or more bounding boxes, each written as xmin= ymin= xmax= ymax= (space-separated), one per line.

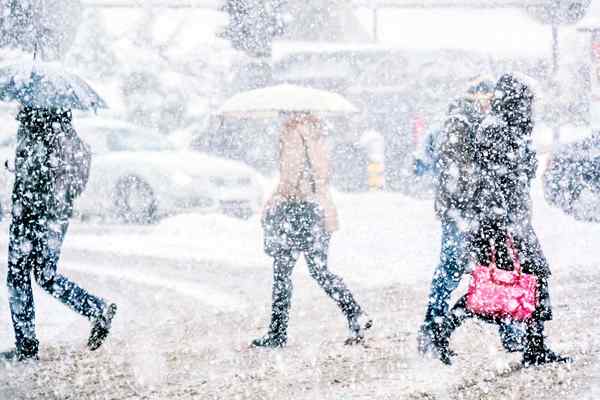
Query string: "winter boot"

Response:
xmin=418 ymin=322 xmax=458 ymax=358
xmin=345 ymin=313 xmax=373 ymax=345
xmin=430 ymin=321 xmax=454 ymax=365
xmin=0 ymin=338 xmax=39 ymax=364
xmin=88 ymin=303 xmax=117 ymax=351
xmin=251 ymin=333 xmax=288 ymax=348
xmin=521 ymin=321 xmax=572 ymax=367
xmin=417 ymin=322 xmax=437 ymax=356
xmin=251 ymin=304 xmax=289 ymax=348
xmin=251 ymin=296 xmax=291 ymax=348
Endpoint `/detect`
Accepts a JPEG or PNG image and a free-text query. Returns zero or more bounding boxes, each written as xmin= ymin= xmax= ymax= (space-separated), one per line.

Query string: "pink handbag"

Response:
xmin=466 ymin=236 xmax=538 ymax=321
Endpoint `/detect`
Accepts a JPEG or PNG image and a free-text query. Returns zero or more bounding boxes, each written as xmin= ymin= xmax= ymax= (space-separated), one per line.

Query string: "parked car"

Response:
xmin=0 ymin=117 xmax=264 ymax=223
xmin=543 ymin=131 xmax=600 ymax=223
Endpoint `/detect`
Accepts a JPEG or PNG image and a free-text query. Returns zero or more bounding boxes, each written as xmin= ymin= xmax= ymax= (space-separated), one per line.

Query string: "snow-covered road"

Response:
xmin=0 ymin=181 xmax=599 ymax=399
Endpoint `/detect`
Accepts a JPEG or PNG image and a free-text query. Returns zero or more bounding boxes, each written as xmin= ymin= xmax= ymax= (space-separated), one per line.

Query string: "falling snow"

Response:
xmin=0 ymin=1 xmax=599 ymax=399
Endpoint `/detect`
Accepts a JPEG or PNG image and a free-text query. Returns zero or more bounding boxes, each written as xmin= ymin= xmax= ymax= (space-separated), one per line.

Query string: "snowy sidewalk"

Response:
xmin=0 ymin=185 xmax=598 ymax=399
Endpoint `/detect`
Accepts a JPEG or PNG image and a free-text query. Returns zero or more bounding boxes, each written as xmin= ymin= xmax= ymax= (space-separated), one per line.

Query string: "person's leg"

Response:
xmin=521 ymin=276 xmax=571 ymax=366
xmin=497 ymin=320 xmax=527 ymax=352
xmin=32 ymin=219 xmax=117 ymax=350
xmin=419 ymin=219 xmax=466 ymax=353
xmin=252 ymin=249 xmax=298 ymax=347
xmin=304 ymin=233 xmax=370 ymax=343
xmin=429 ymin=295 xmax=475 ymax=365
xmin=424 ymin=219 xmax=466 ymax=324
xmin=6 ymin=229 xmax=39 ymax=360
xmin=33 ymin=220 xmax=106 ymax=320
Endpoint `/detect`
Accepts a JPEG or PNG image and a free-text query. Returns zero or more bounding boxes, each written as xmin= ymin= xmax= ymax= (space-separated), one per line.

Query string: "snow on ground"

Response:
xmin=0 ymin=176 xmax=599 ymax=399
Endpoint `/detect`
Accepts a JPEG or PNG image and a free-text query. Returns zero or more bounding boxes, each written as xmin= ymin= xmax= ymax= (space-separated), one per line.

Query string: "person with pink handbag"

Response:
xmin=430 ymin=74 xmax=571 ymax=367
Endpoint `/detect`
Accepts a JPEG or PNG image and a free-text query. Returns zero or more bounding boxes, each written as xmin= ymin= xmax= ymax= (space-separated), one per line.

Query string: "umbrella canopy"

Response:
xmin=217 ymin=84 xmax=359 ymax=117
xmin=0 ymin=62 xmax=108 ymax=111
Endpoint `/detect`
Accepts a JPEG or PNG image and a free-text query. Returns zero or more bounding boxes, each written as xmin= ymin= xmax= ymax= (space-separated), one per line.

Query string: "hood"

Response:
xmin=491 ymin=74 xmax=534 ymax=132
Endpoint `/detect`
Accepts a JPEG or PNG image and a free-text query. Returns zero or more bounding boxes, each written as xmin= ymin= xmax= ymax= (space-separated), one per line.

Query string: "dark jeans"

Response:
xmin=423 ymin=218 xmax=525 ymax=347
xmin=7 ymin=215 xmax=106 ymax=349
xmin=267 ymin=232 xmax=362 ymax=336
xmin=424 ymin=219 xmax=466 ymax=324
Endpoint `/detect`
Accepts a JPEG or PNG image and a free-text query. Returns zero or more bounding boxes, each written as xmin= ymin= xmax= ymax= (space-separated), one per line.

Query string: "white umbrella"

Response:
xmin=217 ymin=84 xmax=359 ymax=117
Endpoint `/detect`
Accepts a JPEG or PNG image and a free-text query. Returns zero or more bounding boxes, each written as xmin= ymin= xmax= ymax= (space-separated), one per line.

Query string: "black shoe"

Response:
xmin=432 ymin=335 xmax=453 ymax=366
xmin=417 ymin=324 xmax=437 ymax=356
xmin=1 ymin=338 xmax=39 ymax=364
xmin=88 ymin=303 xmax=117 ymax=351
xmin=418 ymin=323 xmax=455 ymax=364
xmin=251 ymin=333 xmax=287 ymax=348
xmin=345 ymin=313 xmax=373 ymax=345
xmin=522 ymin=348 xmax=573 ymax=367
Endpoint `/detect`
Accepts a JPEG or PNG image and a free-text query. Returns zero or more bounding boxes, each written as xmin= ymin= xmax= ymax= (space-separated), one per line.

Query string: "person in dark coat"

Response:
xmin=431 ymin=74 xmax=570 ymax=367
xmin=1 ymin=107 xmax=117 ymax=362
xmin=418 ymin=78 xmax=525 ymax=357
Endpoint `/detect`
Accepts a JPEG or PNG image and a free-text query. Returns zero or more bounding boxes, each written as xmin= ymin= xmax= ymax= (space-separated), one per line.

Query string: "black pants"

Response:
xmin=7 ymin=213 xmax=106 ymax=349
xmin=267 ymin=232 xmax=362 ymax=337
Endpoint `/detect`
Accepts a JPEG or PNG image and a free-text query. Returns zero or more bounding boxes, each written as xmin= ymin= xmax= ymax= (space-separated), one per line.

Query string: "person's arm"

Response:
xmin=434 ymin=119 xmax=466 ymax=217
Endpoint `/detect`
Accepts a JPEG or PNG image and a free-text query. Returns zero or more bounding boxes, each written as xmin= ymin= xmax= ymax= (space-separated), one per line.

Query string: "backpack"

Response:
xmin=54 ymin=126 xmax=92 ymax=199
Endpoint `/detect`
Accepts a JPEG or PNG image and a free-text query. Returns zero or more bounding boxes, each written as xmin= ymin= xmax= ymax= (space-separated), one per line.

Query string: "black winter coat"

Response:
xmin=11 ymin=108 xmax=78 ymax=225
xmin=468 ymin=75 xmax=550 ymax=277
xmin=434 ymin=97 xmax=486 ymax=220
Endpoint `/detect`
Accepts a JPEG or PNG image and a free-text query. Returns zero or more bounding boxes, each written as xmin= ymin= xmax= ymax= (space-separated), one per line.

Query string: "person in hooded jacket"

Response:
xmin=252 ymin=112 xmax=371 ymax=348
xmin=431 ymin=74 xmax=571 ymax=367
xmin=1 ymin=107 xmax=117 ymax=362
xmin=418 ymin=78 xmax=525 ymax=357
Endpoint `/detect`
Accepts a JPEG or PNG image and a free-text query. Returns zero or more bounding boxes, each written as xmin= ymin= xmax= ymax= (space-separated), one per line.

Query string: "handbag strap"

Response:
xmin=297 ymin=133 xmax=317 ymax=195
xmin=488 ymin=234 xmax=522 ymax=275
xmin=505 ymin=235 xmax=522 ymax=274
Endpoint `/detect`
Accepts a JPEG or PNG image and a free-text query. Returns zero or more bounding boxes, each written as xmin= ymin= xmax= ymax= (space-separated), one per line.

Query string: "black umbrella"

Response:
xmin=0 ymin=61 xmax=108 ymax=111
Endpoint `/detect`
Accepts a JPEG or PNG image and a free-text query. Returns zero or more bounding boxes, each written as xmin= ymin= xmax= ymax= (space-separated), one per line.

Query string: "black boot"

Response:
xmin=417 ymin=322 xmax=435 ymax=356
xmin=522 ymin=321 xmax=572 ymax=367
xmin=251 ymin=295 xmax=289 ymax=348
xmin=251 ymin=333 xmax=287 ymax=348
xmin=251 ymin=313 xmax=288 ymax=348
xmin=252 ymin=287 xmax=291 ymax=348
xmin=345 ymin=313 xmax=373 ymax=345
xmin=430 ymin=321 xmax=453 ymax=365
xmin=1 ymin=338 xmax=39 ymax=364
xmin=88 ymin=303 xmax=117 ymax=351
